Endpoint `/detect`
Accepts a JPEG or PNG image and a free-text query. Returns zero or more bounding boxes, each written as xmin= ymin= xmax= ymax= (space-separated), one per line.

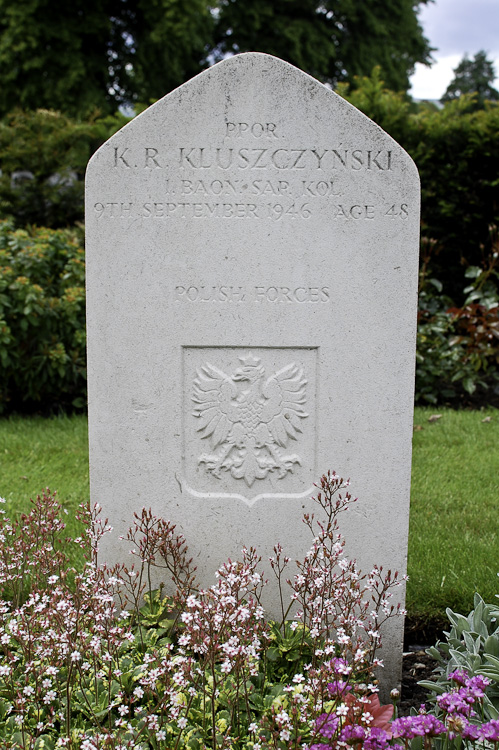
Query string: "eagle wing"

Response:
xmin=259 ymin=363 xmax=308 ymax=447
xmin=192 ymin=363 xmax=239 ymax=448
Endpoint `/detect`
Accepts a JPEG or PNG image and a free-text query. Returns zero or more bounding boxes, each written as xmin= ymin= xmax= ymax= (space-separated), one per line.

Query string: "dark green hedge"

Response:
xmin=1 ymin=81 xmax=498 ymax=412
xmin=339 ymin=72 xmax=499 ymax=301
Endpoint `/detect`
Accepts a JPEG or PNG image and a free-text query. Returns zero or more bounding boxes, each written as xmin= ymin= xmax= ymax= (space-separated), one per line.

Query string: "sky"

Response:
xmin=409 ymin=0 xmax=499 ymax=100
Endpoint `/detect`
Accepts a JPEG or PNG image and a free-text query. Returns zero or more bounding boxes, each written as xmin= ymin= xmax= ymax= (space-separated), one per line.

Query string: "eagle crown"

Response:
xmin=232 ymin=352 xmax=265 ymax=384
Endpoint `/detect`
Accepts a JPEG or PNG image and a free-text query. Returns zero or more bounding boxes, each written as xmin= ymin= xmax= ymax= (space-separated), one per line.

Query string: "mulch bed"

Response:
xmin=399 ymin=648 xmax=440 ymax=716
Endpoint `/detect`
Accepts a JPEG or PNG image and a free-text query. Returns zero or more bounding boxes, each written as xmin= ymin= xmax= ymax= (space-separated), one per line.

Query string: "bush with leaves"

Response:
xmin=0 ymin=109 xmax=128 ymax=228
xmin=0 ymin=219 xmax=86 ymax=414
xmin=415 ymin=230 xmax=499 ymax=405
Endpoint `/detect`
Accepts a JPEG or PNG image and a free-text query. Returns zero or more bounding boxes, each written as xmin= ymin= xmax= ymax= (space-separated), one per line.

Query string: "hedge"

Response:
xmin=0 ymin=220 xmax=86 ymax=414
xmin=339 ymin=71 xmax=499 ymax=301
xmin=1 ymin=77 xmax=499 ymax=412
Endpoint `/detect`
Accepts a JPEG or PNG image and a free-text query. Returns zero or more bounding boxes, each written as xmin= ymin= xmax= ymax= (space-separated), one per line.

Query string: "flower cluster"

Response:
xmin=390 ymin=671 xmax=497 ymax=747
xmin=0 ymin=476 xmax=409 ymax=749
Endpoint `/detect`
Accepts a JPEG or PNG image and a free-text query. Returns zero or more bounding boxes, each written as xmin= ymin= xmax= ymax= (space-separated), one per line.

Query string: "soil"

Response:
xmin=399 ymin=649 xmax=440 ymax=716
xmin=398 ymin=617 xmax=446 ymax=716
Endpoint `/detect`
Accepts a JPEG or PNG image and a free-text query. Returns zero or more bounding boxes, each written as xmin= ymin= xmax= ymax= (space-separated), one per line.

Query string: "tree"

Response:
xmin=0 ymin=0 xmax=214 ymax=118
xmin=212 ymin=0 xmax=433 ymax=93
xmin=0 ymin=0 xmax=117 ymax=117
xmin=441 ymin=51 xmax=499 ymax=108
xmin=0 ymin=0 xmax=431 ymax=118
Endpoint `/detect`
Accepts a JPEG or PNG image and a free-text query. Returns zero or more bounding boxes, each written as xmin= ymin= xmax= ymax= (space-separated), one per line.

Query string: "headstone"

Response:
xmin=85 ymin=53 xmax=420 ymax=691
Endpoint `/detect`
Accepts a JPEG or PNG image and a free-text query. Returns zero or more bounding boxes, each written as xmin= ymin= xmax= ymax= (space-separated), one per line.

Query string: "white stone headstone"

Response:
xmin=86 ymin=53 xmax=420 ymax=691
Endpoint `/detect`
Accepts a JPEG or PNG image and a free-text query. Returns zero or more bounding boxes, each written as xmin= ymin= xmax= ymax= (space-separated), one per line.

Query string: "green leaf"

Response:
xmin=266 ymin=647 xmax=279 ymax=662
xmin=428 ymin=278 xmax=443 ymax=292
xmin=464 ymin=266 xmax=482 ymax=279
xmin=417 ymin=680 xmax=447 ymax=694
xmin=34 ymin=734 xmax=56 ymax=749
xmin=483 ymin=653 xmax=499 ymax=670
xmin=483 ymin=695 xmax=499 ymax=720
xmin=446 ymin=609 xmax=470 ymax=636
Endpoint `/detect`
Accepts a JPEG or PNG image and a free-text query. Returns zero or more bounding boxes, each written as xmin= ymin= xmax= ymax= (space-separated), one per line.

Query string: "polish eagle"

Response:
xmin=191 ymin=352 xmax=308 ymax=487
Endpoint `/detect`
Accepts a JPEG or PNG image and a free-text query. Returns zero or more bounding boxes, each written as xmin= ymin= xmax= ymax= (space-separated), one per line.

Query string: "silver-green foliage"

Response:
xmin=419 ymin=591 xmax=499 ymax=720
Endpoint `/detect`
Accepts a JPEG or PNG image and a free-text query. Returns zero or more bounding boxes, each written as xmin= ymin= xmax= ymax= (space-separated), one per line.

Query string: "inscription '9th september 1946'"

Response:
xmin=101 ymin=122 xmax=407 ymax=220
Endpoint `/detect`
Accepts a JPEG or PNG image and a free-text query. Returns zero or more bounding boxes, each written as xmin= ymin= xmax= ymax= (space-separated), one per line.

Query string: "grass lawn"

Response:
xmin=1 ymin=408 xmax=498 ymax=623
xmin=408 ymin=406 xmax=499 ymax=621
xmin=0 ymin=414 xmax=90 ymax=542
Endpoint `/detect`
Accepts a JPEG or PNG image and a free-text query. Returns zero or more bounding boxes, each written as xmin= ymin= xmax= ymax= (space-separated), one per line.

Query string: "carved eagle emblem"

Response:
xmin=191 ymin=352 xmax=308 ymax=486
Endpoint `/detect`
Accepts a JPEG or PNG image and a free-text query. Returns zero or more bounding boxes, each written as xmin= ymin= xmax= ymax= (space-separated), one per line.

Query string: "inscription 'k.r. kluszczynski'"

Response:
xmin=113 ymin=146 xmax=394 ymax=171
xmin=192 ymin=353 xmax=308 ymax=487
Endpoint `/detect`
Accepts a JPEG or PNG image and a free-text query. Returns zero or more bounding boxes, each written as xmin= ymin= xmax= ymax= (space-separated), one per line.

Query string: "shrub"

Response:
xmin=415 ymin=231 xmax=499 ymax=406
xmin=0 ymin=219 xmax=86 ymax=414
xmin=0 ymin=109 xmax=128 ymax=227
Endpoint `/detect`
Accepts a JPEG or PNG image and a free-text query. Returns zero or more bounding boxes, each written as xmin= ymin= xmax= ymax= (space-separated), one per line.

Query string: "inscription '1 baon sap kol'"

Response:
xmin=85 ymin=53 xmax=420 ymax=691
xmin=97 ymin=137 xmax=405 ymax=222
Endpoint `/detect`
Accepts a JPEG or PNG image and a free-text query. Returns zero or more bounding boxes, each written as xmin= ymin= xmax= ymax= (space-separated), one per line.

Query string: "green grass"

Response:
xmin=407 ymin=406 xmax=499 ymax=621
xmin=0 ymin=414 xmax=89 ymax=540
xmin=1 ymin=409 xmax=498 ymax=623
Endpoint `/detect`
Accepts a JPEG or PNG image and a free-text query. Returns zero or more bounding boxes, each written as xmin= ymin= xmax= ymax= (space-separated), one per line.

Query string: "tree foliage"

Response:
xmin=0 ymin=0 xmax=214 ymax=117
xmin=441 ymin=51 xmax=499 ymax=109
xmin=0 ymin=0 xmax=431 ymax=118
xmin=213 ymin=0 xmax=433 ymax=93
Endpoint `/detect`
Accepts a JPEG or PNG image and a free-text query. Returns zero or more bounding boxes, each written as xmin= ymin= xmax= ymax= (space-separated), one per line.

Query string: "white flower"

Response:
xmin=71 ymin=650 xmax=81 ymax=662
xmin=354 ymin=648 xmax=366 ymax=662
